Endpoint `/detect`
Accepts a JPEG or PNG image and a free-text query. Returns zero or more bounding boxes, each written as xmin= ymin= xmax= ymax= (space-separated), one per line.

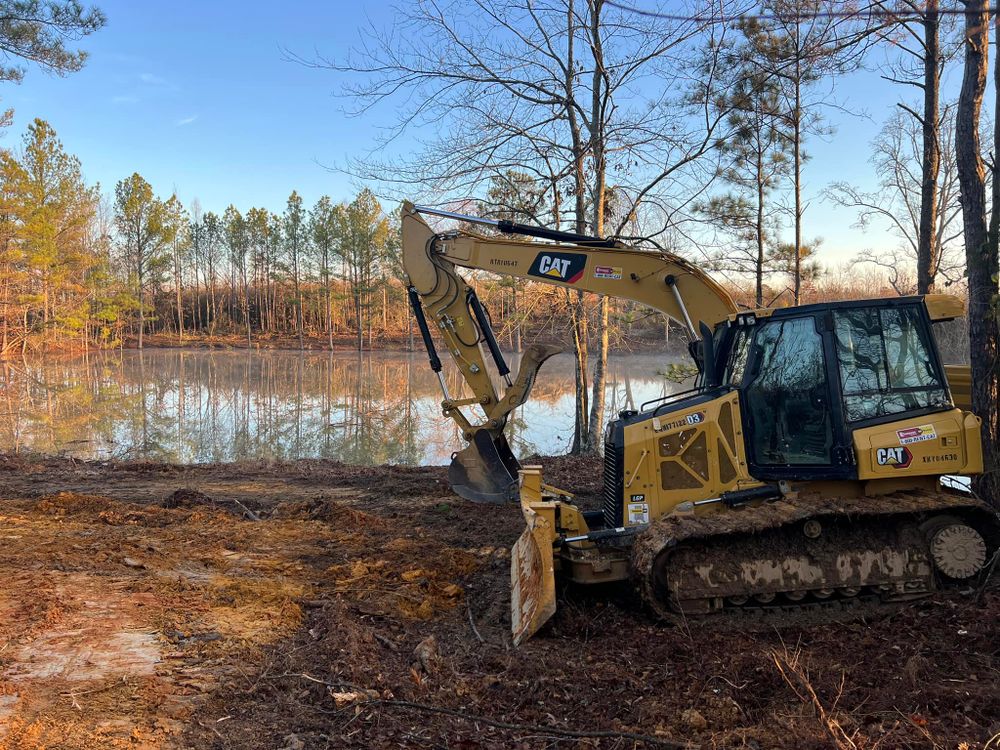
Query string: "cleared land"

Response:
xmin=0 ymin=455 xmax=996 ymax=749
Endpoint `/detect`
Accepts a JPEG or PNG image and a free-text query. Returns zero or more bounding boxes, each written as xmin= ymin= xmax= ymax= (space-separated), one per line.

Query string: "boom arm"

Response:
xmin=401 ymin=201 xmax=737 ymax=502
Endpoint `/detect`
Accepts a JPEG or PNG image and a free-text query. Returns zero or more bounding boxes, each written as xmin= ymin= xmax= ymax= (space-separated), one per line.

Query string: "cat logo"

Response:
xmin=876 ymin=446 xmax=912 ymax=469
xmin=528 ymin=251 xmax=586 ymax=284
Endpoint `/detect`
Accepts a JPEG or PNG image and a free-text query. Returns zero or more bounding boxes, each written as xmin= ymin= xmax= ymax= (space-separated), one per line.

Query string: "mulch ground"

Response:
xmin=0 ymin=454 xmax=996 ymax=749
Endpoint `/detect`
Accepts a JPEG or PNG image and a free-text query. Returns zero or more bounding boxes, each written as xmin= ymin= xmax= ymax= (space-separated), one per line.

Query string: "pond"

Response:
xmin=0 ymin=349 xmax=690 ymax=465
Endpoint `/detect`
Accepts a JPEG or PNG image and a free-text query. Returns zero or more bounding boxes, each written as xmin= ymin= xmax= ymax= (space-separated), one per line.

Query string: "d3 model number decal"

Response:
xmin=528 ymin=252 xmax=586 ymax=284
xmin=896 ymin=424 xmax=937 ymax=445
xmin=876 ymin=446 xmax=912 ymax=469
xmin=657 ymin=411 xmax=707 ymax=432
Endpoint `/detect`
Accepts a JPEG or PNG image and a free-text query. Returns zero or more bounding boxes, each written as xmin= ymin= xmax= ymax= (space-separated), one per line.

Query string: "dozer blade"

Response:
xmin=511 ymin=500 xmax=557 ymax=646
xmin=448 ymin=430 xmax=520 ymax=503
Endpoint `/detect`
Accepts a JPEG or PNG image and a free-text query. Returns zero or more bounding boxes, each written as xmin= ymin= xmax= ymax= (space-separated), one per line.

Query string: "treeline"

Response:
xmin=0 ymin=118 xmax=407 ymax=355
xmin=0 ymin=116 xmax=956 ymax=359
xmin=115 ymin=176 xmax=398 ymax=351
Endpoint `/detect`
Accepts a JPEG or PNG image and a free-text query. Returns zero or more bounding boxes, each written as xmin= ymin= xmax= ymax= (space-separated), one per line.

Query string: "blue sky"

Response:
xmin=1 ymin=0 xmax=376 ymax=213
xmin=0 ymin=1 xmax=970 ymax=266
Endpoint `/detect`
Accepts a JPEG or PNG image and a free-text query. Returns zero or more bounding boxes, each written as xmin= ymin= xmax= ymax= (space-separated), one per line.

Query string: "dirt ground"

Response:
xmin=0 ymin=454 xmax=997 ymax=750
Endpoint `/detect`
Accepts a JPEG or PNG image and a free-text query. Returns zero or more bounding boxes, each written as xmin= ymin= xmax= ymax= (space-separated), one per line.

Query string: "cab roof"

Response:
xmin=727 ymin=293 xmax=964 ymax=324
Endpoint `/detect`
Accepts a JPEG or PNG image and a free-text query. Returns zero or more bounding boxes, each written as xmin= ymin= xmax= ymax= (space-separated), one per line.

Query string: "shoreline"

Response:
xmin=2 ymin=331 xmax=692 ymax=358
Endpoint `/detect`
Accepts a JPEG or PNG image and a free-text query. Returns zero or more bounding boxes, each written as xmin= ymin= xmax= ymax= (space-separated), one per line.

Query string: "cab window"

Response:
xmin=834 ymin=305 xmax=948 ymax=422
xmin=744 ymin=316 xmax=834 ymax=465
xmin=723 ymin=328 xmax=752 ymax=386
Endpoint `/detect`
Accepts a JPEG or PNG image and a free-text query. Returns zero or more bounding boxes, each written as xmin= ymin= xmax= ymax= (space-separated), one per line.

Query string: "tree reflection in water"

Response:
xmin=0 ymin=350 xmax=684 ymax=465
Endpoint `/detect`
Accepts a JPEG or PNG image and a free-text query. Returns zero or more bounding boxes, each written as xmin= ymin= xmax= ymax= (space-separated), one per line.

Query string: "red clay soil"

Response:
xmin=0 ymin=454 xmax=997 ymax=749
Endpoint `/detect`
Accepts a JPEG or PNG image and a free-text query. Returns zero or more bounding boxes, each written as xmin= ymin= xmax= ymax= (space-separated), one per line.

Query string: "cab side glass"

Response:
xmin=834 ymin=306 xmax=948 ymax=422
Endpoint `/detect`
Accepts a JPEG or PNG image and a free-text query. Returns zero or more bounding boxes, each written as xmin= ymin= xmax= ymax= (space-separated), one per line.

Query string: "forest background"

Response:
xmin=0 ymin=0 xmax=997 ymax=500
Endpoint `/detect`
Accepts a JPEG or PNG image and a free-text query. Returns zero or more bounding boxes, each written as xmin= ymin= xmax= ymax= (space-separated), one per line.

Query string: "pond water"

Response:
xmin=0 ymin=349 xmax=689 ymax=466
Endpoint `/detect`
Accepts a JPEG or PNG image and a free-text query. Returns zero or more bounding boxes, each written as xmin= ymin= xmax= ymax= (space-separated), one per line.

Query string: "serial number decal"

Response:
xmin=922 ymin=453 xmax=959 ymax=463
xmin=876 ymin=446 xmax=912 ymax=469
xmin=528 ymin=252 xmax=587 ymax=284
xmin=593 ymin=265 xmax=622 ymax=280
xmin=489 ymin=258 xmax=518 ymax=268
xmin=896 ymin=424 xmax=937 ymax=445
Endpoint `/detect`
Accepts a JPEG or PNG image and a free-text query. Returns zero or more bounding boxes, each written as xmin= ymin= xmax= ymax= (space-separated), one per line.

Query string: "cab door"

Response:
xmin=738 ymin=314 xmax=853 ymax=480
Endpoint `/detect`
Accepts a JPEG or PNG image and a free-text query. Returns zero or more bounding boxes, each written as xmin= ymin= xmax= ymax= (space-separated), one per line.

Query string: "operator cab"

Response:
xmin=709 ymin=297 xmax=952 ymax=481
xmin=609 ymin=296 xmax=954 ymax=488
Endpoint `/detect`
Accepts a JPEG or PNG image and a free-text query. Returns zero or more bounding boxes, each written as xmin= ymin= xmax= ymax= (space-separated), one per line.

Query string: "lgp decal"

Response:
xmin=593 ymin=265 xmax=622 ymax=280
xmin=528 ymin=252 xmax=586 ymax=284
xmin=876 ymin=446 xmax=912 ymax=469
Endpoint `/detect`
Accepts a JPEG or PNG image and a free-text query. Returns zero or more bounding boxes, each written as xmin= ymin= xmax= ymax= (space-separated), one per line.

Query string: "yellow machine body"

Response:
xmin=400 ymin=202 xmax=997 ymax=646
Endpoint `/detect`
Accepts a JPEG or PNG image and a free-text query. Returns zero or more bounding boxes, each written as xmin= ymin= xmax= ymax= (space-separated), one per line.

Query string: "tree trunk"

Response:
xmin=587 ymin=295 xmax=610 ymax=450
xmin=174 ymin=254 xmax=184 ymax=343
xmin=569 ymin=289 xmax=589 ymax=454
xmin=956 ymin=0 xmax=998 ymax=507
xmin=584 ymin=0 xmax=609 ymax=453
xmin=792 ymin=60 xmax=803 ymax=306
xmin=918 ymin=0 xmax=941 ymax=294
xmin=756 ymin=148 xmax=766 ymax=308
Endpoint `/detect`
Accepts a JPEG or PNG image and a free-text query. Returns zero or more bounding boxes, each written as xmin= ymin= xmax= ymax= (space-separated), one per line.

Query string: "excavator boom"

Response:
xmin=402 ymin=202 xmax=736 ymax=502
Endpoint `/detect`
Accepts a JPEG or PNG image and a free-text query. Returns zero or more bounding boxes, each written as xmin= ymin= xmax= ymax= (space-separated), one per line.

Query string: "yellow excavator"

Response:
xmin=401 ymin=202 xmax=999 ymax=645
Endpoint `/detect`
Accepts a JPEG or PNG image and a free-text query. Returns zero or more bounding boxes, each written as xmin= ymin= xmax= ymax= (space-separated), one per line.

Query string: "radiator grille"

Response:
xmin=602 ymin=441 xmax=624 ymax=528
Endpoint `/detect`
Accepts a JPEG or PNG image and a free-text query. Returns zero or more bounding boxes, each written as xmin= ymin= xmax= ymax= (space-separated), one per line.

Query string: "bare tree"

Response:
xmin=315 ymin=0 xmax=739 ymax=453
xmin=828 ymin=106 xmax=964 ymax=290
xmin=870 ymin=0 xmax=962 ymax=293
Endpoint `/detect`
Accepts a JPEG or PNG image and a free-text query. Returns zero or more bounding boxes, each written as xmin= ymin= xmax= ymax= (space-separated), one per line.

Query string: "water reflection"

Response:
xmin=0 ymin=350 xmax=687 ymax=465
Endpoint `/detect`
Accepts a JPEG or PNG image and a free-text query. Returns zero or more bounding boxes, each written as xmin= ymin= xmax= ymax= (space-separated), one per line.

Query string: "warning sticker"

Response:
xmin=593 ymin=265 xmax=622 ymax=280
xmin=627 ymin=502 xmax=650 ymax=525
xmin=896 ymin=424 xmax=937 ymax=445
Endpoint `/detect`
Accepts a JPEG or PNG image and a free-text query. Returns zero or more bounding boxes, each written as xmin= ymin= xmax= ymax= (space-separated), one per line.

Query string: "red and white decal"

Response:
xmin=896 ymin=424 xmax=937 ymax=445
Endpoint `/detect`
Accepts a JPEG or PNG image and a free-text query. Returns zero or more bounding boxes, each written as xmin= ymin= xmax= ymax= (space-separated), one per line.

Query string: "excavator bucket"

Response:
xmin=511 ymin=497 xmax=557 ymax=646
xmin=448 ymin=430 xmax=520 ymax=503
xmin=448 ymin=344 xmax=562 ymax=504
